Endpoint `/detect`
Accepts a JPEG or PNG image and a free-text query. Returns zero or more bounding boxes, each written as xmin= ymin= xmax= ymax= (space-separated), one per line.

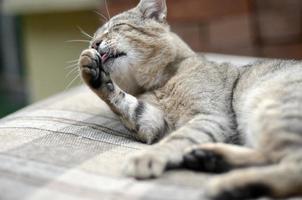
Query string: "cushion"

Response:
xmin=1 ymin=54 xmax=285 ymax=200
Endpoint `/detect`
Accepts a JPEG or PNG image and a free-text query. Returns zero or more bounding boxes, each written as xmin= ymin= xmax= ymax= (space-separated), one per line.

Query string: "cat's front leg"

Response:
xmin=124 ymin=113 xmax=235 ymax=179
xmin=79 ymin=49 xmax=168 ymax=144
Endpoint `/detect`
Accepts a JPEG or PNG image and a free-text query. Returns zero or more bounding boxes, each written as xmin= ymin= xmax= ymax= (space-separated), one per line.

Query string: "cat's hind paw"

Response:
xmin=206 ymin=176 xmax=272 ymax=200
xmin=183 ymin=145 xmax=231 ymax=173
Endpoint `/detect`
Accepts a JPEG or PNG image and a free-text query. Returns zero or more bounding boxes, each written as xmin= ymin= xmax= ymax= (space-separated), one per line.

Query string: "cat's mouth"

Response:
xmin=100 ymin=52 xmax=127 ymax=64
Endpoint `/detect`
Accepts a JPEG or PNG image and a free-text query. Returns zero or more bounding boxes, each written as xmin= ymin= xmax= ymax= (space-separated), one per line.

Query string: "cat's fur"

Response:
xmin=78 ymin=0 xmax=302 ymax=199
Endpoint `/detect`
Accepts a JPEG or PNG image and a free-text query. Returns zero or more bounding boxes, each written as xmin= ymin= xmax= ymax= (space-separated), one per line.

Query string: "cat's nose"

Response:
xmin=91 ymin=40 xmax=102 ymax=50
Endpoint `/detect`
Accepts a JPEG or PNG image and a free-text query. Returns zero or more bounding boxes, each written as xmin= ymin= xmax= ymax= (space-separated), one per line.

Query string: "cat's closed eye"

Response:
xmin=110 ymin=23 xmax=129 ymax=31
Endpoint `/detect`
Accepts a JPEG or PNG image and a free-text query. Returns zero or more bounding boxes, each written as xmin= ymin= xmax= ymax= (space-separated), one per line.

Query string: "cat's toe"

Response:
xmin=183 ymin=147 xmax=230 ymax=173
xmin=79 ymin=49 xmax=101 ymax=84
xmin=79 ymin=49 xmax=100 ymax=70
xmin=123 ymin=152 xmax=167 ymax=179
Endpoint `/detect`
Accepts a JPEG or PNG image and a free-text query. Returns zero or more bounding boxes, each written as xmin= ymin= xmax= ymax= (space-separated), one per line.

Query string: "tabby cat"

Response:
xmin=78 ymin=0 xmax=302 ymax=199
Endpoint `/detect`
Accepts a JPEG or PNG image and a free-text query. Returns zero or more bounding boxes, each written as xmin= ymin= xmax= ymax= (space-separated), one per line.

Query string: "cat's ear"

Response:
xmin=138 ymin=0 xmax=167 ymax=22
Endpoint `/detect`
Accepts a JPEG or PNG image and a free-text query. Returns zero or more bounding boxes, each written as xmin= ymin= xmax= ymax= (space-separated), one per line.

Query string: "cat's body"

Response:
xmin=78 ymin=0 xmax=302 ymax=199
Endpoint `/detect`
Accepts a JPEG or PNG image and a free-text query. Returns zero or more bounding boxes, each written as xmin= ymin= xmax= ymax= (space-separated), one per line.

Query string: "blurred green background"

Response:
xmin=0 ymin=0 xmax=102 ymax=117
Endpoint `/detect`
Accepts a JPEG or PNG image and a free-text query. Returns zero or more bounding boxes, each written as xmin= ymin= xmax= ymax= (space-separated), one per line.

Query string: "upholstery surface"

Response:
xmin=0 ymin=54 xmax=298 ymax=200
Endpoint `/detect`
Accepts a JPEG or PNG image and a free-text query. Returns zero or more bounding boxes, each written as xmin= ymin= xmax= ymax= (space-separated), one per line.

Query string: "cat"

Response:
xmin=78 ymin=0 xmax=302 ymax=199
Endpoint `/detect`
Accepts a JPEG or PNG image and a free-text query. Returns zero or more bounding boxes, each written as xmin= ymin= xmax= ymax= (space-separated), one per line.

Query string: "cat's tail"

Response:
xmin=206 ymin=162 xmax=302 ymax=200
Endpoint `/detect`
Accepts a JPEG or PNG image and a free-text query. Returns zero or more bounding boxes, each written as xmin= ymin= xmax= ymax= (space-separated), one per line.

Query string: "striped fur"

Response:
xmin=79 ymin=0 xmax=302 ymax=199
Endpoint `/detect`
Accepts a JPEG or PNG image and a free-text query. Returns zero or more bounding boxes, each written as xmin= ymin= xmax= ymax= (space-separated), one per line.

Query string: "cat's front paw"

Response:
xmin=123 ymin=151 xmax=168 ymax=179
xmin=79 ymin=49 xmax=114 ymax=91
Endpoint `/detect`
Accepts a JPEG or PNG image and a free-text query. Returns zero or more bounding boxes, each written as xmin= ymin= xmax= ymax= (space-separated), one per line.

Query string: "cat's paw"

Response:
xmin=79 ymin=49 xmax=114 ymax=91
xmin=206 ymin=176 xmax=271 ymax=200
xmin=123 ymin=151 xmax=168 ymax=179
xmin=183 ymin=145 xmax=231 ymax=173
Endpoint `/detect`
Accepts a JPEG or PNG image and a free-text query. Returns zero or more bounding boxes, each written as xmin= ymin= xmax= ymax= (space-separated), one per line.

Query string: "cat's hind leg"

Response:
xmin=205 ymin=162 xmax=302 ymax=200
xmin=205 ymin=69 xmax=302 ymax=199
xmin=183 ymin=143 xmax=269 ymax=173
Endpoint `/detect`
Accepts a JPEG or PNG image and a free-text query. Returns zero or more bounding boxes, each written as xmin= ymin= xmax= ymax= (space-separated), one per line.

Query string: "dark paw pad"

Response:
xmin=209 ymin=183 xmax=271 ymax=200
xmin=87 ymin=57 xmax=108 ymax=89
xmin=86 ymin=61 xmax=113 ymax=91
xmin=183 ymin=149 xmax=230 ymax=173
xmin=80 ymin=50 xmax=114 ymax=91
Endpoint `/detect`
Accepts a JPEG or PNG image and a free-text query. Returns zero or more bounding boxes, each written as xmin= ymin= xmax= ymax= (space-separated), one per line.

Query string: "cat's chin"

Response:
xmin=109 ymin=59 xmax=142 ymax=95
xmin=103 ymin=55 xmax=126 ymax=68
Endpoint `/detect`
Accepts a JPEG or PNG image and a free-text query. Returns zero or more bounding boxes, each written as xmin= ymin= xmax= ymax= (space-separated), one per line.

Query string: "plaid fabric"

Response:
xmin=0 ymin=86 xmax=211 ymax=200
xmin=0 ymin=55 xmax=295 ymax=200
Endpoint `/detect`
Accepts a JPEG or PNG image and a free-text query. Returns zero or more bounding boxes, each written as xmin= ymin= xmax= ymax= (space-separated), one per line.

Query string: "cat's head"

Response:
xmin=89 ymin=0 xmax=184 ymax=92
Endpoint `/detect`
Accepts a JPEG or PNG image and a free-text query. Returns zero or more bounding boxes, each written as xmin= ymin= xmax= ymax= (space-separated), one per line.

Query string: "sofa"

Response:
xmin=1 ymin=54 xmax=298 ymax=200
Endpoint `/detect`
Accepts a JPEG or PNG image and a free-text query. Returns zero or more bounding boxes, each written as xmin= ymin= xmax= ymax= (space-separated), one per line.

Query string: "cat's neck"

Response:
xmin=166 ymin=32 xmax=207 ymax=74
xmin=170 ymin=32 xmax=196 ymax=60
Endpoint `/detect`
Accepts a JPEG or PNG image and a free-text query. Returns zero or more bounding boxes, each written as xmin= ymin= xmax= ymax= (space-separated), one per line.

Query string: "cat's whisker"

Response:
xmin=67 ymin=57 xmax=81 ymax=61
xmin=109 ymin=48 xmax=113 ymax=56
xmin=107 ymin=43 xmax=116 ymax=55
xmin=104 ymin=43 xmax=117 ymax=53
xmin=66 ymin=60 xmax=79 ymax=65
xmin=94 ymin=10 xmax=108 ymax=23
xmin=103 ymin=0 xmax=112 ymax=32
xmin=65 ymin=73 xmax=80 ymax=91
xmin=65 ymin=67 xmax=79 ymax=78
xmin=65 ymin=39 xmax=90 ymax=43
xmin=106 ymin=40 xmax=116 ymax=45
xmin=65 ymin=63 xmax=79 ymax=69
xmin=104 ymin=0 xmax=111 ymax=20
xmin=106 ymin=40 xmax=117 ymax=47
xmin=66 ymin=59 xmax=79 ymax=64
xmin=106 ymin=42 xmax=116 ymax=48
xmin=77 ymin=26 xmax=93 ymax=39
